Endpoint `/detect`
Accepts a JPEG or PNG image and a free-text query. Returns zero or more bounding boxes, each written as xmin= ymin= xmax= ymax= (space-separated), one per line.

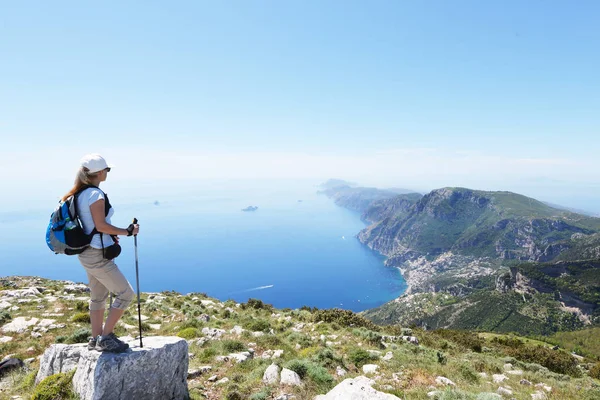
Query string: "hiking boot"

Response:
xmin=95 ymin=333 xmax=129 ymax=353
xmin=107 ymin=332 xmax=129 ymax=349
xmin=87 ymin=336 xmax=98 ymax=350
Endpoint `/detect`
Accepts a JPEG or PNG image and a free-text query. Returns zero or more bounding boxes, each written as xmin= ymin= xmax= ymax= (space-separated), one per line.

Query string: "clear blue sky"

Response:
xmin=1 ymin=1 xmax=599 ymax=209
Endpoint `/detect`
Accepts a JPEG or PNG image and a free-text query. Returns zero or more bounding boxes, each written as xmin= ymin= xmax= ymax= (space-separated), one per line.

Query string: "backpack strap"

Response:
xmin=75 ymin=185 xmax=111 ymax=246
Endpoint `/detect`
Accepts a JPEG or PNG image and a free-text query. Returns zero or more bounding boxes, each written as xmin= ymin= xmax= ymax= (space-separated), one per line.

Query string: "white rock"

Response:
xmin=295 ymin=344 xmax=302 ymax=350
xmin=535 ymin=383 xmax=552 ymax=393
xmin=280 ymin=368 xmax=303 ymax=386
xmin=215 ymin=377 xmax=229 ymax=385
xmin=383 ymin=352 xmax=393 ymax=361
xmin=503 ymin=363 xmax=513 ymax=371
xmin=427 ymin=392 xmax=441 ymax=398
xmin=317 ymin=376 xmax=400 ymax=399
xmin=492 ymin=374 xmax=508 ymax=383
xmin=252 ymin=331 xmax=265 ymax=337
xmin=478 ymin=372 xmax=488 ymax=378
xmin=0 ymin=336 xmax=13 ymax=343
xmin=507 ymin=370 xmax=523 ymax=375
xmin=531 ymin=391 xmax=547 ymax=400
xmin=1 ymin=287 xmax=41 ymax=298
xmin=435 ymin=376 xmax=456 ymax=386
xmin=497 ymin=386 xmax=513 ymax=396
xmin=201 ymin=327 xmax=226 ymax=339
xmin=336 ymin=366 xmax=346 ymax=377
xmin=37 ymin=319 xmax=56 ymax=328
xmin=263 ymin=363 xmax=280 ymax=385
xmin=362 ymin=364 xmax=379 ymax=374
xmin=36 ymin=336 xmax=189 ymax=400
xmin=2 ymin=317 xmax=39 ymax=333
xmin=520 ymin=379 xmax=532 ymax=386
xmin=0 ymin=301 xmax=11 ymax=310
xmin=200 ymin=300 xmax=214 ymax=306
xmin=63 ymin=284 xmax=89 ymax=293
xmin=208 ymin=375 xmax=218 ymax=382
xmin=31 ymin=332 xmax=42 ymax=338
xmin=148 ymin=324 xmax=161 ymax=330
xmin=229 ymin=325 xmax=245 ymax=335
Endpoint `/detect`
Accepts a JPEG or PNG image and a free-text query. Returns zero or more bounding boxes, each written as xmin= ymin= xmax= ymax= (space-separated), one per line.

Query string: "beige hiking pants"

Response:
xmin=78 ymin=248 xmax=134 ymax=311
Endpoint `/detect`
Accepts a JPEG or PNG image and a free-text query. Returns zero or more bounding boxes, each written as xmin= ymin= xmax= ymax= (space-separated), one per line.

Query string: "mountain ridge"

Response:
xmin=321 ymin=183 xmax=600 ymax=335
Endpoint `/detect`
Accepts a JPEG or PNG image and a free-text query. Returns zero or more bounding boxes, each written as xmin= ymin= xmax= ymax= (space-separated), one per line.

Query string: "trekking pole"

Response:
xmin=133 ymin=217 xmax=143 ymax=348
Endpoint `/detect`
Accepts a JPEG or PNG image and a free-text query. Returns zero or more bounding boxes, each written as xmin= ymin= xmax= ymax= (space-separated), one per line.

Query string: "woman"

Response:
xmin=62 ymin=153 xmax=139 ymax=353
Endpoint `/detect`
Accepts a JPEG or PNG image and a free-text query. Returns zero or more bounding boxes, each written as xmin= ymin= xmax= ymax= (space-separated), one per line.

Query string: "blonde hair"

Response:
xmin=61 ymin=167 xmax=99 ymax=201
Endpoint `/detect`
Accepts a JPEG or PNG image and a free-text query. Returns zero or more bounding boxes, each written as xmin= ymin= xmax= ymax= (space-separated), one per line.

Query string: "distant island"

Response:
xmin=242 ymin=206 xmax=258 ymax=212
xmin=154 ymin=201 xmax=160 ymax=206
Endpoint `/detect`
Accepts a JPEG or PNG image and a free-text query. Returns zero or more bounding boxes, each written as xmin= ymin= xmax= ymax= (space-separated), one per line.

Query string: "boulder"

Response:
xmin=201 ymin=327 xmax=225 ymax=339
xmin=2 ymin=317 xmax=39 ymax=333
xmin=435 ymin=376 xmax=456 ymax=386
xmin=362 ymin=364 xmax=378 ymax=374
xmin=63 ymin=284 xmax=89 ymax=293
xmin=280 ymin=368 xmax=303 ymax=386
xmin=36 ymin=336 xmax=188 ymax=400
xmin=497 ymin=386 xmax=513 ymax=396
xmin=316 ymin=376 xmax=400 ymax=399
xmin=263 ymin=363 xmax=280 ymax=385
xmin=492 ymin=374 xmax=508 ymax=383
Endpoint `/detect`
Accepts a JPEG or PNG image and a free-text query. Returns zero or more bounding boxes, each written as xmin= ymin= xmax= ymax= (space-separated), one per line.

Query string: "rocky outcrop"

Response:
xmin=314 ymin=376 xmax=400 ymax=399
xmin=36 ymin=336 xmax=189 ymax=400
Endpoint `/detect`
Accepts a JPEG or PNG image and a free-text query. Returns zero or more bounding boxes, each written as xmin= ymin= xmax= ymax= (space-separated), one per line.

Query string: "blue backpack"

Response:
xmin=46 ymin=186 xmax=108 ymax=255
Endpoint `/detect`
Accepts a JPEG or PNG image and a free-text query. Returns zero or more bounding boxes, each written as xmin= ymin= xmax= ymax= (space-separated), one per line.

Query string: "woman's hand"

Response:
xmin=126 ymin=223 xmax=140 ymax=236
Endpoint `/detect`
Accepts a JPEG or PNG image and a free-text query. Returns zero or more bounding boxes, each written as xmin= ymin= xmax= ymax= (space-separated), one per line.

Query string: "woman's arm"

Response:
xmin=90 ymin=199 xmax=135 ymax=236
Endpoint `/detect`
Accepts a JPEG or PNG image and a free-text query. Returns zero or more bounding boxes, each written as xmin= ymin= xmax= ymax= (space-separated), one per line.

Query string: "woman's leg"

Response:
xmin=85 ymin=270 xmax=109 ymax=337
xmin=90 ymin=262 xmax=135 ymax=335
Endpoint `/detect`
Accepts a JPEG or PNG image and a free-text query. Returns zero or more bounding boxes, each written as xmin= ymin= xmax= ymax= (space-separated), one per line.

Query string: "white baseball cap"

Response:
xmin=80 ymin=154 xmax=112 ymax=173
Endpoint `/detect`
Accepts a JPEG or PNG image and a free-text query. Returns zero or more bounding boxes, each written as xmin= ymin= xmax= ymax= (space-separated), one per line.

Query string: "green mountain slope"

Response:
xmin=358 ymin=187 xmax=600 ymax=261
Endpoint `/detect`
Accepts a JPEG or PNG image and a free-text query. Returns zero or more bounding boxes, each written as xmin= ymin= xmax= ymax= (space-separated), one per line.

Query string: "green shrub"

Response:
xmin=287 ymin=332 xmax=312 ymax=348
xmin=506 ymin=345 xmax=579 ymax=376
xmin=307 ymin=363 xmax=334 ymax=387
xmin=177 ymin=327 xmax=200 ymax=339
xmin=352 ymin=328 xmax=383 ymax=346
xmin=250 ymin=387 xmax=272 ymax=400
xmin=222 ymin=340 xmax=246 ymax=353
xmin=459 ymin=364 xmax=480 ymax=383
xmin=311 ymin=348 xmax=338 ymax=368
xmin=67 ymin=328 xmax=91 ymax=344
xmin=0 ymin=310 xmax=12 ymax=324
xmin=55 ymin=336 xmax=67 ymax=344
xmin=434 ymin=329 xmax=483 ymax=352
xmin=246 ymin=298 xmax=273 ymax=310
xmin=71 ymin=312 xmax=91 ymax=323
xmin=285 ymin=359 xmax=310 ymax=379
xmin=244 ymin=319 xmax=271 ymax=333
xmin=347 ymin=348 xmax=378 ymax=367
xmin=74 ymin=300 xmax=88 ymax=312
xmin=313 ymin=308 xmax=377 ymax=330
xmin=17 ymin=370 xmax=37 ymax=391
xmin=180 ymin=318 xmax=204 ymax=330
xmin=32 ymin=370 xmax=76 ymax=400
xmin=198 ymin=347 xmax=217 ymax=362
xmin=590 ymin=363 xmax=600 ymax=379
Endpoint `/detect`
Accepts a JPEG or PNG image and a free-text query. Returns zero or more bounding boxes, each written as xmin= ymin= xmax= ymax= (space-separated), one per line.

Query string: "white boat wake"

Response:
xmin=232 ymin=285 xmax=274 ymax=294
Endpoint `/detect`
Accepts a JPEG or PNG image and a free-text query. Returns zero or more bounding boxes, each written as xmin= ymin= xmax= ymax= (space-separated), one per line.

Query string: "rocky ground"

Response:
xmin=1 ymin=276 xmax=599 ymax=399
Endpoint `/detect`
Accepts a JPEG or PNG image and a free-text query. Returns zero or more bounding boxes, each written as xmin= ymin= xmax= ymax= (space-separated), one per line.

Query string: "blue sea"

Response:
xmin=0 ymin=181 xmax=406 ymax=312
